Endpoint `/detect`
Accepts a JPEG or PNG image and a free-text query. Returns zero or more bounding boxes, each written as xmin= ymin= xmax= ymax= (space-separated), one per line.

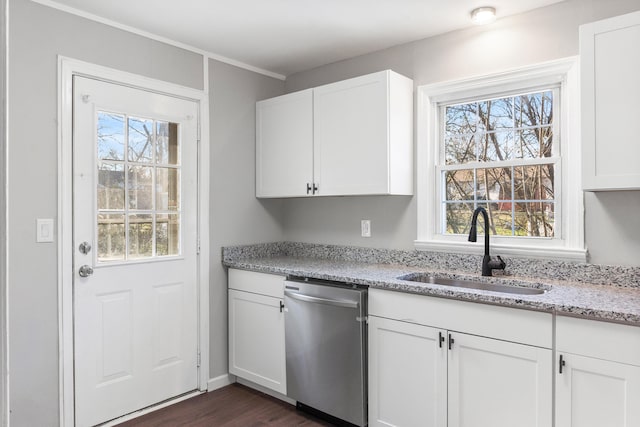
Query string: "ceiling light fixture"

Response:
xmin=470 ymin=7 xmax=496 ymax=25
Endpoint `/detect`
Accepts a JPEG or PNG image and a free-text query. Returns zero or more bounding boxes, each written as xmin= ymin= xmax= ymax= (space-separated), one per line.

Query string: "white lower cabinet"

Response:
xmin=228 ymin=269 xmax=286 ymax=394
xmin=555 ymin=316 xmax=640 ymax=427
xmin=368 ymin=316 xmax=446 ymax=427
xmin=368 ymin=288 xmax=553 ymax=427
xmin=448 ymin=332 xmax=552 ymax=427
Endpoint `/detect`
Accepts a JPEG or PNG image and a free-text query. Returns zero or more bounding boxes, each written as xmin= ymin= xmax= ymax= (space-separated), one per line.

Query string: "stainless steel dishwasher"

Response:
xmin=284 ymin=277 xmax=367 ymax=427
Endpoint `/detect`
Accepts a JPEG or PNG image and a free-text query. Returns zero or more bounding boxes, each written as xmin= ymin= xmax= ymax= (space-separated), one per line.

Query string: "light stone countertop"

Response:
xmin=224 ymin=255 xmax=640 ymax=325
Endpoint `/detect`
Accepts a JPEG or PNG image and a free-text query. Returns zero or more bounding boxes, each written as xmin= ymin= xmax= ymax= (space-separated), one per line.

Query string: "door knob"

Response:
xmin=79 ymin=241 xmax=92 ymax=254
xmin=78 ymin=265 xmax=94 ymax=278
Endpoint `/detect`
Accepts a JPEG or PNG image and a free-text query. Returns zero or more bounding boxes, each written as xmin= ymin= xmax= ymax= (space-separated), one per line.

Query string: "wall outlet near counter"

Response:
xmin=361 ymin=220 xmax=371 ymax=238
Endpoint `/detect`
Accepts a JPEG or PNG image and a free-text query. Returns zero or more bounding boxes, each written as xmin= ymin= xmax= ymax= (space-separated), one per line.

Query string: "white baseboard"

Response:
xmin=236 ymin=377 xmax=295 ymax=405
xmin=207 ymin=373 xmax=236 ymax=392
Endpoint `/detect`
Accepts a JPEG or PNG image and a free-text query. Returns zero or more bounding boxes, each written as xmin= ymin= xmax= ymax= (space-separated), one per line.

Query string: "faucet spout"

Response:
xmin=468 ymin=207 xmax=506 ymax=276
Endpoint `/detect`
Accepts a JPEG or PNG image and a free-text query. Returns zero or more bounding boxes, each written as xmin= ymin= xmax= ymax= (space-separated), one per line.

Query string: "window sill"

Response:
xmin=414 ymin=239 xmax=587 ymax=263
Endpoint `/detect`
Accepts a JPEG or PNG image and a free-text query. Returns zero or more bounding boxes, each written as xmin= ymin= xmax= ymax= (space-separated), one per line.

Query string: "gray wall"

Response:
xmin=6 ymin=1 xmax=279 ymax=425
xmin=208 ymin=59 xmax=284 ymax=379
xmin=283 ymin=0 xmax=640 ymax=266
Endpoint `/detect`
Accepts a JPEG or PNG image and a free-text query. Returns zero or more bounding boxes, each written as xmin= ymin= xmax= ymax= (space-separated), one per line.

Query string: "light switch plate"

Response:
xmin=36 ymin=218 xmax=55 ymax=243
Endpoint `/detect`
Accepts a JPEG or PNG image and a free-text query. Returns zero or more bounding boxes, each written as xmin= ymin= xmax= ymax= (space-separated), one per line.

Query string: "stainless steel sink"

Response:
xmin=397 ymin=273 xmax=547 ymax=295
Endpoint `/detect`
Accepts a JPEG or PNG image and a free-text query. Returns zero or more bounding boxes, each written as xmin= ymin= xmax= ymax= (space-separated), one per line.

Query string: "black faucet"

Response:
xmin=468 ymin=207 xmax=506 ymax=276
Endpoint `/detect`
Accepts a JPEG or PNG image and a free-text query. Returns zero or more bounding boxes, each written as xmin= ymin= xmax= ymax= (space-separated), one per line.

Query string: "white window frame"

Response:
xmin=416 ymin=57 xmax=586 ymax=261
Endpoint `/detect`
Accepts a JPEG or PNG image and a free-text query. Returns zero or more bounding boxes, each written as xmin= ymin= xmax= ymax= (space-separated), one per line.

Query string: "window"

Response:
xmin=416 ymin=58 xmax=585 ymax=261
xmin=443 ymin=90 xmax=556 ymax=237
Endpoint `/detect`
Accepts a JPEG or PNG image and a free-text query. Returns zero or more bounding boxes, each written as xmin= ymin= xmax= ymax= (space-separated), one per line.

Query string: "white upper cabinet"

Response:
xmin=581 ymin=11 xmax=640 ymax=191
xmin=255 ymin=70 xmax=414 ymax=198
xmin=256 ymin=89 xmax=314 ymax=197
xmin=313 ymin=71 xmax=413 ymax=196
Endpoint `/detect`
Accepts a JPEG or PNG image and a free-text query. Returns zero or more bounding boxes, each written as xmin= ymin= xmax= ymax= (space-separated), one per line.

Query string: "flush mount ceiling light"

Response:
xmin=470 ymin=6 xmax=497 ymax=25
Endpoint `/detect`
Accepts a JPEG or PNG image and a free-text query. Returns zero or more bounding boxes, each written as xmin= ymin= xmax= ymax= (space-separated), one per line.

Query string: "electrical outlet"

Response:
xmin=361 ymin=220 xmax=371 ymax=237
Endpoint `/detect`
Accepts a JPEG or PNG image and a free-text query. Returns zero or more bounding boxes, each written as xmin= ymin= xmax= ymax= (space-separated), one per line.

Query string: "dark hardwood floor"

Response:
xmin=117 ymin=383 xmax=335 ymax=426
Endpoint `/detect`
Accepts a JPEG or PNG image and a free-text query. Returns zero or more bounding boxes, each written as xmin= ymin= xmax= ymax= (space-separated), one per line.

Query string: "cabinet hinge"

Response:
xmin=197 ymin=238 xmax=201 ymax=255
xmin=197 ymin=352 xmax=201 ymax=368
xmin=356 ymin=316 xmax=368 ymax=323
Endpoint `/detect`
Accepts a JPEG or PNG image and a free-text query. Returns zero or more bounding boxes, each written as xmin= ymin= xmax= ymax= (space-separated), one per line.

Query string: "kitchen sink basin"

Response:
xmin=397 ymin=273 xmax=547 ymax=295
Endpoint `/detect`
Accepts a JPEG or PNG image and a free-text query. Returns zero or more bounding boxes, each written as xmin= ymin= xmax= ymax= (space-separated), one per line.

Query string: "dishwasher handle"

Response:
xmin=284 ymin=290 xmax=359 ymax=309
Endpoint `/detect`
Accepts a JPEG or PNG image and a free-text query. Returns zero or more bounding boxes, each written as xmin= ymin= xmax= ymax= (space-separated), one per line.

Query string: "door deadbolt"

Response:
xmin=79 ymin=241 xmax=92 ymax=255
xmin=78 ymin=265 xmax=94 ymax=278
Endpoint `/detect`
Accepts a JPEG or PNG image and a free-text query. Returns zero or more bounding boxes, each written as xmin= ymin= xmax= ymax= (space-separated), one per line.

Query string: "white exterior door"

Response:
xmin=72 ymin=76 xmax=199 ymax=427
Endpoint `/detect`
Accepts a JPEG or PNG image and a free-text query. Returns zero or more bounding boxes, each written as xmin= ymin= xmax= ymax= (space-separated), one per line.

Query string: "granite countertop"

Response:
xmin=223 ymin=244 xmax=640 ymax=326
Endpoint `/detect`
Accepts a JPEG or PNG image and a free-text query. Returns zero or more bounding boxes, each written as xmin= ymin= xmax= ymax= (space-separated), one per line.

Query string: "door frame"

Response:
xmin=1 ymin=0 xmax=7 ymax=425
xmin=57 ymin=56 xmax=210 ymax=427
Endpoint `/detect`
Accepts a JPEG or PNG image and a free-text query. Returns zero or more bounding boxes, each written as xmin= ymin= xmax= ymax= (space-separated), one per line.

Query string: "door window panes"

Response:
xmin=156 ymin=122 xmax=179 ymax=165
xmin=98 ymin=163 xmax=125 ymax=210
xmin=97 ymin=213 xmax=125 ymax=261
xmin=156 ymin=213 xmax=180 ymax=256
xmin=97 ymin=113 xmax=125 ymax=161
xmin=128 ymin=214 xmax=153 ymax=259
xmin=127 ymin=166 xmax=153 ymax=210
xmin=128 ymin=117 xmax=154 ymax=163
xmin=96 ymin=111 xmax=182 ymax=262
xmin=156 ymin=168 xmax=179 ymax=211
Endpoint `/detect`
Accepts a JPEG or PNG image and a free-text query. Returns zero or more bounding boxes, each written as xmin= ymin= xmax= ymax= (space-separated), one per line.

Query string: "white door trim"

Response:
xmin=57 ymin=56 xmax=210 ymax=427
xmin=1 ymin=0 xmax=8 ymax=425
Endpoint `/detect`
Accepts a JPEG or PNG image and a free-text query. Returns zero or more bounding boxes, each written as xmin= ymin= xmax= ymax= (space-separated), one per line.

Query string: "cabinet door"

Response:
xmin=448 ymin=333 xmax=552 ymax=427
xmin=313 ymin=71 xmax=391 ymax=196
xmin=556 ymin=353 xmax=640 ymax=427
xmin=368 ymin=316 xmax=447 ymax=427
xmin=256 ymin=89 xmax=313 ymax=197
xmin=581 ymin=11 xmax=640 ymax=190
xmin=228 ymin=289 xmax=286 ymax=394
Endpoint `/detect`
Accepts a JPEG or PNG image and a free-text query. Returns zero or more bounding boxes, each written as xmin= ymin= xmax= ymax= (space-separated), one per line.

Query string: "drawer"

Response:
xmin=369 ymin=288 xmax=552 ymax=348
xmin=228 ymin=268 xmax=285 ymax=299
xmin=556 ymin=315 xmax=640 ymax=366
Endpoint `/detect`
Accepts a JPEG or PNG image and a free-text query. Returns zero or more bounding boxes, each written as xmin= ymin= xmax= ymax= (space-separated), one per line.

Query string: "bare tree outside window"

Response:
xmin=442 ymin=90 xmax=555 ymax=238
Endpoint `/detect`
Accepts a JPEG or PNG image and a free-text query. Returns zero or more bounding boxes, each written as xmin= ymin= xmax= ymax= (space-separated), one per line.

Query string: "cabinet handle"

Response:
xmin=559 ymin=354 xmax=566 ymax=374
xmin=448 ymin=333 xmax=454 ymax=350
xmin=279 ymin=301 xmax=285 ymax=313
xmin=312 ymin=183 xmax=318 ymax=194
xmin=306 ymin=183 xmax=312 ymax=194
xmin=439 ymin=332 xmax=445 ymax=348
